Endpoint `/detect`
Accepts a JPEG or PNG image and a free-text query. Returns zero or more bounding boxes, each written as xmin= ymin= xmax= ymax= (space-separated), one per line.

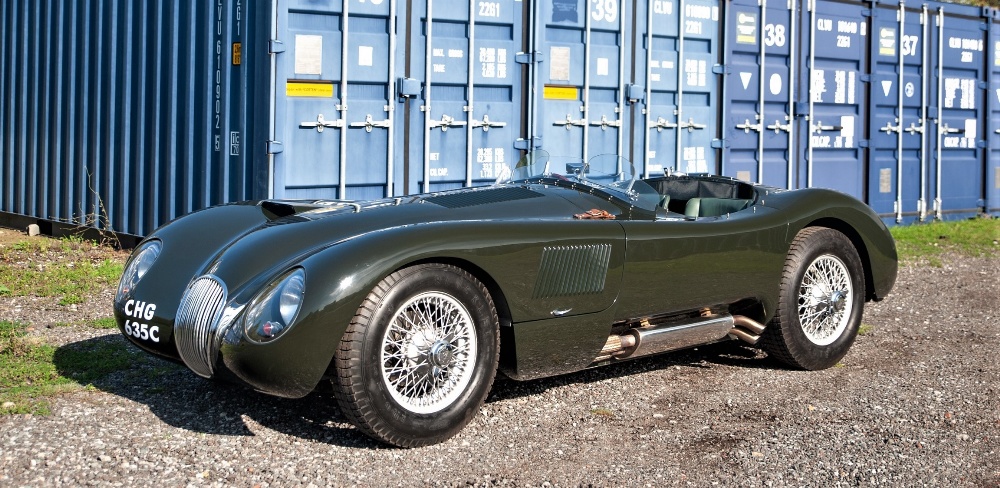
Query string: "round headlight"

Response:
xmin=116 ymin=240 xmax=161 ymax=303
xmin=244 ymin=269 xmax=306 ymax=343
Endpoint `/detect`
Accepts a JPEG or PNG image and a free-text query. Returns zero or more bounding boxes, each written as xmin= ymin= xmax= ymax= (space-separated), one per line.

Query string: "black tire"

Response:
xmin=760 ymin=227 xmax=866 ymax=370
xmin=333 ymin=264 xmax=499 ymax=447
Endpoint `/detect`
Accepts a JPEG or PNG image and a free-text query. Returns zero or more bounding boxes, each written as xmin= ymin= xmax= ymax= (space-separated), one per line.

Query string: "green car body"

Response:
xmin=115 ymin=172 xmax=896 ymax=404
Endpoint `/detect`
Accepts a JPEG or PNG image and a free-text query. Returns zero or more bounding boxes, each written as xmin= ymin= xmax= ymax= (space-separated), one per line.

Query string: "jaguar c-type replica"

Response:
xmin=115 ymin=152 xmax=896 ymax=447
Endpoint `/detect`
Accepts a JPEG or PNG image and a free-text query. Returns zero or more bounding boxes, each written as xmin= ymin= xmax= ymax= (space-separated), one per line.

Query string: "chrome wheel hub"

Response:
xmin=380 ymin=292 xmax=477 ymax=414
xmin=798 ymin=254 xmax=854 ymax=346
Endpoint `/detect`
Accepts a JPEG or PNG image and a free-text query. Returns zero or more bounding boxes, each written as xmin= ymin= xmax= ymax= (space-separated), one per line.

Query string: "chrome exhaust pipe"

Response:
xmin=595 ymin=314 xmax=735 ymax=361
xmin=730 ymin=315 xmax=766 ymax=345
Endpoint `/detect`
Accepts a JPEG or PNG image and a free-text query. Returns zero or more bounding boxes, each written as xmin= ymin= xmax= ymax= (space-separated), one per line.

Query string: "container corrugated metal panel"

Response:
xmin=633 ymin=0 xmax=722 ymax=176
xmin=721 ymin=0 xmax=795 ymax=188
xmin=797 ymin=0 xmax=869 ymax=201
xmin=985 ymin=8 xmax=999 ymax=216
xmin=405 ymin=0 xmax=526 ymax=194
xmin=272 ymin=0 xmax=402 ymax=201
xmin=926 ymin=3 xmax=988 ymax=220
xmin=867 ymin=0 xmax=928 ymax=225
xmin=532 ymin=0 xmax=632 ymax=172
xmin=0 ymin=1 xmax=269 ymax=236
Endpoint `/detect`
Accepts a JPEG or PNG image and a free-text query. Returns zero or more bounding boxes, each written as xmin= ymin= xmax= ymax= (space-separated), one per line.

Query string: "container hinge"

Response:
xmin=266 ymin=141 xmax=284 ymax=154
xmin=269 ymin=40 xmax=285 ymax=54
xmin=859 ymin=139 xmax=870 ymax=148
xmin=514 ymin=137 xmax=542 ymax=150
xmin=711 ymin=139 xmax=729 ymax=149
xmin=978 ymin=81 xmax=988 ymax=89
xmin=712 ymin=64 xmax=727 ymax=74
xmin=396 ymin=77 xmax=421 ymax=99
xmin=862 ymin=8 xmax=872 ymax=17
xmin=515 ymin=51 xmax=542 ymax=64
xmin=627 ymin=84 xmax=645 ymax=102
xmin=860 ymin=74 xmax=871 ymax=83
xmin=976 ymin=140 xmax=988 ymax=149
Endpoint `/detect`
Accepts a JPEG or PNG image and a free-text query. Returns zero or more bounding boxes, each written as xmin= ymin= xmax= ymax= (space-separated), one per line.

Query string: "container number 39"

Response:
xmin=591 ymin=0 xmax=618 ymax=23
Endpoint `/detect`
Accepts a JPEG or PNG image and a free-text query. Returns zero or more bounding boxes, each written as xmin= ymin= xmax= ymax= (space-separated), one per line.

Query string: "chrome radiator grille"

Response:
xmin=174 ymin=275 xmax=227 ymax=378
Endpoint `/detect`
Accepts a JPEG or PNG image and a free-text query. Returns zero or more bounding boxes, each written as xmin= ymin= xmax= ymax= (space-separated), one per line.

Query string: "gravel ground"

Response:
xmin=1 ymin=230 xmax=998 ymax=486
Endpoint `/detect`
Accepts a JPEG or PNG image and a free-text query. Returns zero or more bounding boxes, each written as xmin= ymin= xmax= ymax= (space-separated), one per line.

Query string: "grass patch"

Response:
xmin=0 ymin=321 xmax=141 ymax=415
xmin=590 ymin=407 xmax=615 ymax=418
xmin=89 ymin=317 xmax=119 ymax=330
xmin=858 ymin=323 xmax=874 ymax=336
xmin=891 ymin=217 xmax=1000 ymax=263
xmin=0 ymin=235 xmax=126 ymax=305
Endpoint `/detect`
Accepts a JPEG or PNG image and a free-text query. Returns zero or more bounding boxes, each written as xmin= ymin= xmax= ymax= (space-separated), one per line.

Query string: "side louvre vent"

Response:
xmin=425 ymin=187 xmax=542 ymax=209
xmin=532 ymin=244 xmax=612 ymax=299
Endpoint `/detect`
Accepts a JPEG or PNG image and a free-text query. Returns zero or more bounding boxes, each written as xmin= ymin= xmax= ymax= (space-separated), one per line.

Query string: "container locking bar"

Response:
xmin=553 ymin=114 xmax=587 ymax=129
xmin=767 ymin=119 xmax=792 ymax=133
xmin=678 ymin=118 xmax=707 ymax=132
xmin=300 ymin=114 xmax=344 ymax=133
xmin=428 ymin=114 xmax=467 ymax=132
xmin=470 ymin=114 xmax=506 ymax=132
xmin=350 ymin=114 xmax=391 ymax=133
xmin=736 ymin=119 xmax=762 ymax=133
xmin=653 ymin=117 xmax=679 ymax=132
xmin=589 ymin=115 xmax=621 ymax=131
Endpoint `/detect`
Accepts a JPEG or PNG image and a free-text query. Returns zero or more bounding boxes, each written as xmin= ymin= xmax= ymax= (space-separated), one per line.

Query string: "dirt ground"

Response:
xmin=0 ymin=226 xmax=998 ymax=486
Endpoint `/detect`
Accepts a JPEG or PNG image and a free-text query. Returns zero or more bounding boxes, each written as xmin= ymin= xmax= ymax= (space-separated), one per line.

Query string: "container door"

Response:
xmin=987 ymin=10 xmax=1000 ymax=216
xmin=927 ymin=5 xmax=987 ymax=220
xmin=406 ymin=0 xmax=525 ymax=194
xmin=533 ymin=0 xmax=630 ymax=171
xmin=799 ymin=0 xmax=868 ymax=200
xmin=272 ymin=0 xmax=401 ymax=200
xmin=721 ymin=0 xmax=795 ymax=187
xmin=634 ymin=0 xmax=722 ymax=176
xmin=867 ymin=1 xmax=928 ymax=224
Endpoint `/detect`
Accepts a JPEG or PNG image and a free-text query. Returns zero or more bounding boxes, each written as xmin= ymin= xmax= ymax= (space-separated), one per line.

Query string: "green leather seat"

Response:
xmin=684 ymin=197 xmax=751 ymax=218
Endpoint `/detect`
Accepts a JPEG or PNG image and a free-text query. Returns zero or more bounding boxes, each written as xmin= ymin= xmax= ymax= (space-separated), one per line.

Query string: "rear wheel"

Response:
xmin=761 ymin=227 xmax=866 ymax=370
xmin=333 ymin=264 xmax=499 ymax=447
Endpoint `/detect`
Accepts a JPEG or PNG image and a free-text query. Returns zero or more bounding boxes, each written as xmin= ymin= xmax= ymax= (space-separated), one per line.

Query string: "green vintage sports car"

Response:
xmin=114 ymin=152 xmax=896 ymax=447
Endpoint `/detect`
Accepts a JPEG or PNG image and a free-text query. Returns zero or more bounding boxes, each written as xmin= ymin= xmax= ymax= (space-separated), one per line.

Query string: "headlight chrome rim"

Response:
xmin=116 ymin=240 xmax=161 ymax=303
xmin=243 ymin=268 xmax=306 ymax=344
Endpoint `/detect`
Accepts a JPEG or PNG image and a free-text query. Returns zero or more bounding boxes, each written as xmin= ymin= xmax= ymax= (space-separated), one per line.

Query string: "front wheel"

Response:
xmin=332 ymin=264 xmax=499 ymax=447
xmin=761 ymin=227 xmax=866 ymax=370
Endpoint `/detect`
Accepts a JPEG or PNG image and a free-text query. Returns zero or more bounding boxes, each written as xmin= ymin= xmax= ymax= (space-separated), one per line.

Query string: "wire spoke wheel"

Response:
xmin=797 ymin=254 xmax=854 ymax=346
xmin=333 ymin=264 xmax=499 ymax=447
xmin=760 ymin=227 xmax=866 ymax=371
xmin=381 ymin=292 xmax=477 ymax=414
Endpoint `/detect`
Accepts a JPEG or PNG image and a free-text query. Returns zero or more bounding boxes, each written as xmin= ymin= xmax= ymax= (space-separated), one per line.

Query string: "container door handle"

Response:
xmin=553 ymin=114 xmax=587 ymax=129
xmin=427 ymin=114 xmax=467 ymax=132
xmin=470 ymin=114 xmax=506 ymax=131
xmin=678 ymin=118 xmax=706 ymax=132
xmin=653 ymin=116 xmax=678 ymax=132
xmin=349 ymin=114 xmax=391 ymax=133
xmin=879 ymin=120 xmax=902 ymax=134
xmin=736 ymin=119 xmax=762 ymax=133
xmin=939 ymin=123 xmax=964 ymax=135
xmin=811 ymin=121 xmax=843 ymax=133
xmin=904 ymin=122 xmax=924 ymax=135
xmin=589 ymin=114 xmax=622 ymax=131
xmin=766 ymin=120 xmax=792 ymax=133
xmin=300 ymin=113 xmax=345 ymax=133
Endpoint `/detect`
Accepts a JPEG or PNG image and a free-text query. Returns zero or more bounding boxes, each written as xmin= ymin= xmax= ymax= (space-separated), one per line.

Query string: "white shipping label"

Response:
xmin=359 ymin=46 xmax=374 ymax=67
xmin=295 ymin=35 xmax=323 ymax=75
xmin=964 ymin=119 xmax=977 ymax=139
xmin=597 ymin=58 xmax=608 ymax=76
xmin=550 ymin=46 xmax=571 ymax=81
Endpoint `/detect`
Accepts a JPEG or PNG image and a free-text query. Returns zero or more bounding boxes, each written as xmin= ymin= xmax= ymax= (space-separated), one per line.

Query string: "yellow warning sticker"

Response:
xmin=286 ymin=81 xmax=335 ymax=98
xmin=543 ymin=85 xmax=578 ymax=100
xmin=232 ymin=43 xmax=242 ymax=65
